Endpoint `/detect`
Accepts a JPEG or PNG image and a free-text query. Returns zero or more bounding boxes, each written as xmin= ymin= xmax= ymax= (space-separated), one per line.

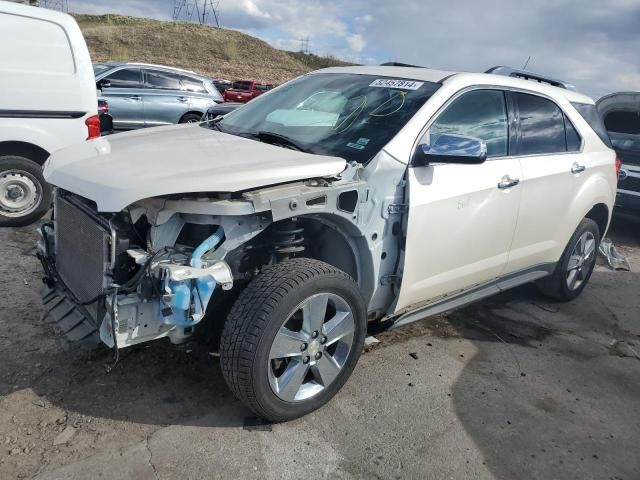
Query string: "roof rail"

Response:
xmin=485 ymin=66 xmax=577 ymax=91
xmin=380 ymin=62 xmax=426 ymax=68
xmin=125 ymin=62 xmax=198 ymax=75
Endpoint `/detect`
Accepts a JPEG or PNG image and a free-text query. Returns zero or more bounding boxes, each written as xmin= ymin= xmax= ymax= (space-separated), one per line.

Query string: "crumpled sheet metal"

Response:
xmin=598 ymin=238 xmax=631 ymax=271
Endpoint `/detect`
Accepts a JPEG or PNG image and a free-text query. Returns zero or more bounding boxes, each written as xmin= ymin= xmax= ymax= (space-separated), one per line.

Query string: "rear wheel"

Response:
xmin=0 ymin=156 xmax=51 ymax=227
xmin=220 ymin=258 xmax=366 ymax=421
xmin=179 ymin=113 xmax=202 ymax=124
xmin=536 ymin=218 xmax=600 ymax=301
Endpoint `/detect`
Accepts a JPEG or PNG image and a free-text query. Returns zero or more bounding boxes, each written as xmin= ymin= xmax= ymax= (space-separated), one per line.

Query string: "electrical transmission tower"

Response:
xmin=172 ymin=0 xmax=221 ymax=27
xmin=298 ymin=37 xmax=310 ymax=54
xmin=40 ymin=0 xmax=68 ymax=11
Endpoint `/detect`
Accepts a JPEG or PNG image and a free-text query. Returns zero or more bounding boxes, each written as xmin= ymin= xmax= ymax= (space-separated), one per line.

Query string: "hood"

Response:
xmin=44 ymin=124 xmax=346 ymax=212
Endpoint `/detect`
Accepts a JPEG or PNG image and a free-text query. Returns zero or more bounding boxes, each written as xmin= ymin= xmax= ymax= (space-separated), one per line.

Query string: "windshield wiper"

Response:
xmin=256 ymin=131 xmax=312 ymax=153
xmin=209 ymin=117 xmax=225 ymax=132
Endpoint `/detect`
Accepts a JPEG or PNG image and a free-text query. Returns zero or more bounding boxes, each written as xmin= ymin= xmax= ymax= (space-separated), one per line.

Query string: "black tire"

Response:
xmin=536 ymin=218 xmax=600 ymax=301
xmin=220 ymin=258 xmax=366 ymax=421
xmin=0 ymin=156 xmax=51 ymax=227
xmin=179 ymin=113 xmax=202 ymax=124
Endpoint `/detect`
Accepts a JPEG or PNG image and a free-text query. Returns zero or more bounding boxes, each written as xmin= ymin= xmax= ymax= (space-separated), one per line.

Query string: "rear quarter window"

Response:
xmin=0 ymin=13 xmax=74 ymax=74
xmin=571 ymin=102 xmax=613 ymax=148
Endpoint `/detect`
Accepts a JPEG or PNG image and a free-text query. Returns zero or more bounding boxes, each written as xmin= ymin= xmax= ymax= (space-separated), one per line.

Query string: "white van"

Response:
xmin=0 ymin=1 xmax=98 ymax=226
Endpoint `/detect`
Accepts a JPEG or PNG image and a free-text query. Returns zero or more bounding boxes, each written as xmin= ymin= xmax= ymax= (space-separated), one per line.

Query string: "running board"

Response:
xmin=391 ymin=265 xmax=554 ymax=329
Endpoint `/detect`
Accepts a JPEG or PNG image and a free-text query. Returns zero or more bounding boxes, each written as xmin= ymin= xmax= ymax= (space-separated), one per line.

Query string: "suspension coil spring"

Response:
xmin=272 ymin=220 xmax=305 ymax=256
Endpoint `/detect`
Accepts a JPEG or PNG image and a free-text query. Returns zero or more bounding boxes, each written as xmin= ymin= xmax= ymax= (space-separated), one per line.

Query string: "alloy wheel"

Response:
xmin=267 ymin=292 xmax=355 ymax=402
xmin=566 ymin=231 xmax=596 ymax=291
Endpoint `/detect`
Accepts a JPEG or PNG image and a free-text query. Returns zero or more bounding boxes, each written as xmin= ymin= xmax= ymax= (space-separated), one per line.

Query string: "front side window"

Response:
xmin=515 ymin=92 xmax=566 ymax=155
xmin=216 ymin=73 xmax=441 ymax=163
xmin=145 ymin=70 xmax=181 ymax=90
xmin=105 ymin=68 xmax=142 ymax=88
xmin=429 ymin=89 xmax=509 ymax=157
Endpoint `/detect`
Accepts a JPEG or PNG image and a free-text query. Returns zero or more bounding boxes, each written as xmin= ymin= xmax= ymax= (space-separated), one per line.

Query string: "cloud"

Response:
xmin=347 ymin=34 xmax=365 ymax=53
xmin=65 ymin=0 xmax=640 ymax=97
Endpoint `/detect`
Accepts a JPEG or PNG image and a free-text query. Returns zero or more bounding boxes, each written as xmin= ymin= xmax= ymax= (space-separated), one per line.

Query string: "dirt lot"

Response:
xmin=1 ymin=215 xmax=638 ymax=479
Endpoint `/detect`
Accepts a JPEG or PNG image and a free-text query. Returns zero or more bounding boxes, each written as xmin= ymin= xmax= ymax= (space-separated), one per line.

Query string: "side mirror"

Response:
xmin=98 ymin=79 xmax=111 ymax=89
xmin=413 ymin=133 xmax=487 ymax=166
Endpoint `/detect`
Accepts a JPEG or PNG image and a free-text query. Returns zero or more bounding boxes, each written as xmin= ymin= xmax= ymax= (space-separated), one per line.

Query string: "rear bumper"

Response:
xmin=615 ymin=189 xmax=640 ymax=214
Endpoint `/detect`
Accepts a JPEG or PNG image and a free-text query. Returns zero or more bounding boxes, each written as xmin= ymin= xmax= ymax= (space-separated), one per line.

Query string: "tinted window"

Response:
xmin=255 ymin=84 xmax=273 ymax=92
xmin=572 ymin=102 xmax=613 ymax=148
xmin=430 ymin=90 xmax=509 ymax=157
xmin=145 ymin=70 xmax=181 ymax=90
xmin=105 ymin=68 xmax=142 ymax=88
xmin=232 ymin=81 xmax=252 ymax=91
xmin=181 ymin=76 xmax=207 ymax=93
xmin=515 ymin=93 xmax=566 ymax=155
xmin=565 ymin=116 xmax=581 ymax=152
xmin=604 ymin=111 xmax=640 ymax=135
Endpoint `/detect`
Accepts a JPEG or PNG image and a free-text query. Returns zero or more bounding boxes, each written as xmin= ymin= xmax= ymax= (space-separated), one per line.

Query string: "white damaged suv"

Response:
xmin=38 ymin=65 xmax=617 ymax=421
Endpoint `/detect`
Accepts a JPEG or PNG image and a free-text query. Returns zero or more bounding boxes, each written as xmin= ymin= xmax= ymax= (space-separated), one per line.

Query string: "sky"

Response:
xmin=66 ymin=0 xmax=640 ymax=98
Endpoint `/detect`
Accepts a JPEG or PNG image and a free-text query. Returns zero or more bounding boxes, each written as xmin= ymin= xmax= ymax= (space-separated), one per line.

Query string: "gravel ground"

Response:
xmin=0 ymin=214 xmax=638 ymax=479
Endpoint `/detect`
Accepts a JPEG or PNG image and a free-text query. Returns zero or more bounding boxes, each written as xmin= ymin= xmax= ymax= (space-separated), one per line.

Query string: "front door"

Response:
xmin=396 ymin=89 xmax=522 ymax=312
xmin=99 ymin=68 xmax=144 ymax=129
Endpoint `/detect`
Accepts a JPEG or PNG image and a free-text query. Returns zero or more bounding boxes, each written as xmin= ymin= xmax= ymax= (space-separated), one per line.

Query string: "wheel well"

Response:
xmin=0 ymin=141 xmax=50 ymax=166
xmin=179 ymin=111 xmax=204 ymax=123
xmin=585 ymin=203 xmax=609 ymax=239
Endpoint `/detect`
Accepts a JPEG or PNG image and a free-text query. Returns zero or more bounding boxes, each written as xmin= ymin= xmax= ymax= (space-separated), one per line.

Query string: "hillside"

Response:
xmin=74 ymin=14 xmax=354 ymax=84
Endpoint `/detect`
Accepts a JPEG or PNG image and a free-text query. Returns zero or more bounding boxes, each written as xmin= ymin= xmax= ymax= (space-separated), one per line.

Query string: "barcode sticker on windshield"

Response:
xmin=369 ymin=79 xmax=424 ymax=90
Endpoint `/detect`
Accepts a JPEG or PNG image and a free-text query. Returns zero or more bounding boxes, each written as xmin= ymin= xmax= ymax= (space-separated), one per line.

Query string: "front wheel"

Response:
xmin=536 ymin=218 xmax=600 ymax=301
xmin=220 ymin=258 xmax=366 ymax=421
xmin=0 ymin=156 xmax=51 ymax=227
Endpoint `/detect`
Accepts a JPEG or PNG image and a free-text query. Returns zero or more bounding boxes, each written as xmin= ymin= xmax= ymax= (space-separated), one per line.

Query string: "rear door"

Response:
xmin=99 ymin=68 xmax=144 ymax=129
xmin=396 ymin=88 xmax=522 ymax=311
xmin=504 ymin=91 xmax=589 ymax=273
xmin=141 ymin=69 xmax=189 ymax=126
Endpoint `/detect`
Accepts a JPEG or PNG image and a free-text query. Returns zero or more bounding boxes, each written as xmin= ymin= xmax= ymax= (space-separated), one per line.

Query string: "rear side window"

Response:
xmin=514 ymin=93 xmax=566 ymax=155
xmin=571 ymin=102 xmax=613 ymax=148
xmin=0 ymin=13 xmax=74 ymax=75
xmin=181 ymin=76 xmax=207 ymax=93
xmin=105 ymin=68 xmax=142 ymax=88
xmin=145 ymin=70 xmax=181 ymax=90
xmin=430 ymin=89 xmax=509 ymax=157
xmin=564 ymin=117 xmax=582 ymax=152
xmin=233 ymin=81 xmax=252 ymax=91
xmin=255 ymin=84 xmax=273 ymax=92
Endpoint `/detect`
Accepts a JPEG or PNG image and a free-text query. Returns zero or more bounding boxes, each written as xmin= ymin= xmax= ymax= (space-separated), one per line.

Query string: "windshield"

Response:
xmin=232 ymin=81 xmax=252 ymax=91
xmin=93 ymin=64 xmax=112 ymax=76
xmin=216 ymin=73 xmax=441 ymax=163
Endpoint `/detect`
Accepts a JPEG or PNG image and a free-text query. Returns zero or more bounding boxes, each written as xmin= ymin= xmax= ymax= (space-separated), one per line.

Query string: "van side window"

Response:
xmin=145 ymin=70 xmax=181 ymax=90
xmin=429 ymin=90 xmax=509 ymax=157
xmin=105 ymin=68 xmax=142 ymax=88
xmin=514 ymin=93 xmax=566 ymax=155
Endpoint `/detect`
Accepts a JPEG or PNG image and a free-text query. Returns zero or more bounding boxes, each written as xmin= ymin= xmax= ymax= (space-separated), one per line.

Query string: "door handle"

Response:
xmin=130 ymin=95 xmax=142 ymax=101
xmin=178 ymin=96 xmax=188 ymax=102
xmin=497 ymin=176 xmax=520 ymax=190
xmin=571 ymin=163 xmax=586 ymax=174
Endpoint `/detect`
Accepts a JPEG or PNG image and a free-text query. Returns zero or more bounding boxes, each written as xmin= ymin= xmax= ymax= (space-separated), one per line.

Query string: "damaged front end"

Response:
xmin=38 ymin=190 xmax=236 ymax=349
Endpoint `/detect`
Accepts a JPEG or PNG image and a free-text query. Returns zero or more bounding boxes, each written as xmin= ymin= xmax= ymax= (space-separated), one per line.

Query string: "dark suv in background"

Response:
xmin=94 ymin=63 xmax=224 ymax=129
xmin=598 ymin=92 xmax=640 ymax=215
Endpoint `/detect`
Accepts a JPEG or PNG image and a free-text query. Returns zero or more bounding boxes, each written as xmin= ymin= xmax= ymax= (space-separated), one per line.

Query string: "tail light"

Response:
xmin=85 ymin=115 xmax=101 ymax=140
xmin=615 ymin=156 xmax=622 ymax=177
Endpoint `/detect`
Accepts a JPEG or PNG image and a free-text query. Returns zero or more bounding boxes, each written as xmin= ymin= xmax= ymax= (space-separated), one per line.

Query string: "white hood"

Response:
xmin=44 ymin=124 xmax=347 ymax=212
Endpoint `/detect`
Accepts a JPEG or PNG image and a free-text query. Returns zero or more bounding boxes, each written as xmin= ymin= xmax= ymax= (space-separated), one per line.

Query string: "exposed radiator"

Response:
xmin=54 ymin=194 xmax=112 ymax=303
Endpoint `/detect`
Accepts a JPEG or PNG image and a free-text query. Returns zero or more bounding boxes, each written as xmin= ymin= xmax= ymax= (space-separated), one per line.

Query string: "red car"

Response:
xmin=223 ymin=80 xmax=274 ymax=103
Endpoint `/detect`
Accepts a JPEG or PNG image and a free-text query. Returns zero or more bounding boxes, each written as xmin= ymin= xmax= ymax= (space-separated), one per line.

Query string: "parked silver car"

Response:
xmin=94 ymin=63 xmax=223 ymax=130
